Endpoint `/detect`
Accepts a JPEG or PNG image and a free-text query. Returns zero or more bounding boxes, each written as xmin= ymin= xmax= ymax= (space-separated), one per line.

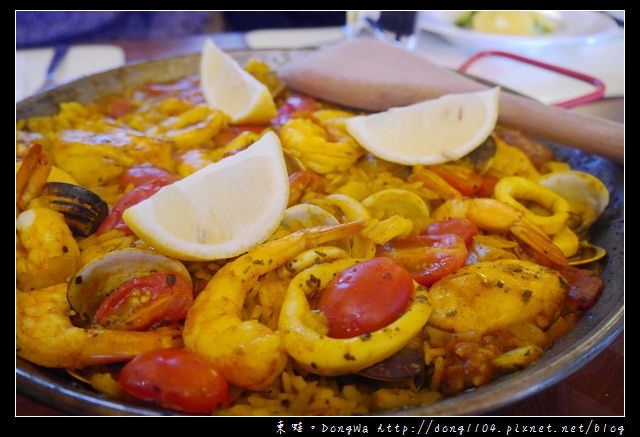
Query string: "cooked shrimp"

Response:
xmin=427 ymin=259 xmax=568 ymax=334
xmin=16 ymin=144 xmax=51 ymax=213
xmin=183 ymin=221 xmax=365 ymax=391
xmin=151 ymin=104 xmax=228 ymax=150
xmin=279 ymin=117 xmax=363 ymax=174
xmin=16 ymin=283 xmax=183 ymax=368
xmin=16 ymin=207 xmax=81 ymax=291
xmin=432 ymin=198 xmax=567 ymax=266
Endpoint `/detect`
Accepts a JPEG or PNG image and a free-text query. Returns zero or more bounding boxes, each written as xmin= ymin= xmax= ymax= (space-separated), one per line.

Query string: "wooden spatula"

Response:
xmin=279 ymin=39 xmax=624 ymax=164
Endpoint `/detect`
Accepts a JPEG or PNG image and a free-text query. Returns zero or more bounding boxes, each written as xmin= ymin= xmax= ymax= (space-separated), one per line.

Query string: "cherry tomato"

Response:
xmin=96 ymin=179 xmax=172 ymax=236
xmin=316 ymin=257 xmax=414 ymax=338
xmin=378 ymin=233 xmax=468 ymax=286
xmin=92 ymin=271 xmax=193 ymax=330
xmin=426 ymin=217 xmax=479 ymax=247
xmin=106 ymin=96 xmax=138 ymax=119
xmin=558 ymin=265 xmax=604 ymax=309
xmin=214 ymin=125 xmax=266 ymax=147
xmin=271 ymin=95 xmax=317 ymax=127
xmin=429 ymin=164 xmax=484 ymax=196
xmin=118 ymin=348 xmax=230 ymax=414
xmin=117 ymin=164 xmax=178 ymax=191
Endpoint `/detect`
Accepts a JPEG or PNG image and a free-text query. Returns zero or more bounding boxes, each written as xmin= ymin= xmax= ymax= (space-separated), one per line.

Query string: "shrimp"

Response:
xmin=16 ymin=283 xmax=183 ymax=369
xmin=16 ymin=144 xmax=51 ymax=213
xmin=288 ymin=170 xmax=325 ymax=206
xmin=150 ymin=104 xmax=228 ymax=150
xmin=432 ymin=198 xmax=567 ymax=266
xmin=279 ymin=117 xmax=363 ymax=174
xmin=16 ymin=207 xmax=81 ymax=291
xmin=183 ymin=221 xmax=365 ymax=391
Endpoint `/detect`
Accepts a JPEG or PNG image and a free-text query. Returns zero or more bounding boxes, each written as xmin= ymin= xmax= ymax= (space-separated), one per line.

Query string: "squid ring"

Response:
xmin=278 ymin=258 xmax=431 ymax=376
xmin=494 ymin=176 xmax=570 ymax=235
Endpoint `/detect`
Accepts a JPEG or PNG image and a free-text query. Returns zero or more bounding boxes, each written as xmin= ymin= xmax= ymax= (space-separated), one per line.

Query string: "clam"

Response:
xmin=276 ymin=204 xmax=350 ymax=251
xmin=568 ymin=241 xmax=607 ymax=266
xmin=536 ymin=170 xmax=609 ymax=233
xmin=38 ymin=182 xmax=108 ymax=237
xmin=67 ymin=248 xmax=191 ymax=326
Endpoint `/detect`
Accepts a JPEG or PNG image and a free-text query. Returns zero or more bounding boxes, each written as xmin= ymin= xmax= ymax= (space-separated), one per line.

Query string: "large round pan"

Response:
xmin=16 ymin=49 xmax=624 ymax=416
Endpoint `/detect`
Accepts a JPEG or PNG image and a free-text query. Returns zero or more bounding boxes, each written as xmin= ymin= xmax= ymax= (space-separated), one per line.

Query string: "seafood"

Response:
xmin=279 ymin=116 xmax=363 ymax=174
xmin=182 ymin=221 xmax=365 ymax=391
xmin=16 ymin=207 xmax=80 ymax=291
xmin=279 ymin=258 xmax=431 ymax=376
xmin=16 ymin=283 xmax=182 ymax=369
xmin=426 ymin=259 xmax=568 ymax=334
xmin=432 ymin=197 xmax=568 ymax=266
xmin=16 ymin=144 xmax=52 ymax=213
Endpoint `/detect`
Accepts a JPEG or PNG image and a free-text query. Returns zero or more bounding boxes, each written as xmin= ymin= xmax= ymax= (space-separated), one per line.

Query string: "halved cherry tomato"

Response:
xmin=118 ymin=348 xmax=230 ymax=414
xmin=92 ymin=271 xmax=193 ymax=330
xmin=106 ymin=96 xmax=138 ymax=119
xmin=96 ymin=173 xmax=174 ymax=235
xmin=426 ymin=217 xmax=479 ymax=247
xmin=96 ymin=181 xmax=168 ymax=236
xmin=557 ymin=265 xmax=604 ymax=310
xmin=271 ymin=95 xmax=317 ymax=127
xmin=214 ymin=125 xmax=266 ymax=147
xmin=117 ymin=164 xmax=178 ymax=191
xmin=316 ymin=257 xmax=414 ymax=338
xmin=429 ymin=164 xmax=485 ymax=196
xmin=378 ymin=233 xmax=468 ymax=286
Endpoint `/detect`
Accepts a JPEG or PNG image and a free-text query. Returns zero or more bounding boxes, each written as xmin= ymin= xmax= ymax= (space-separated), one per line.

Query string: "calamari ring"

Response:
xmin=494 ymin=176 xmax=570 ymax=235
xmin=278 ymin=258 xmax=431 ymax=376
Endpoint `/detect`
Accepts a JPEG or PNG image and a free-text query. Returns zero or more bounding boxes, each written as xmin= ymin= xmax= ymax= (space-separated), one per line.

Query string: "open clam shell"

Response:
xmin=67 ymin=248 xmax=191 ymax=326
xmin=536 ymin=170 xmax=610 ymax=233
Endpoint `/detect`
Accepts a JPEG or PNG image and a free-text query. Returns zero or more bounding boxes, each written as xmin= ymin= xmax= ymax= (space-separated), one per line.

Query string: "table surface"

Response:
xmin=15 ymin=32 xmax=624 ymax=417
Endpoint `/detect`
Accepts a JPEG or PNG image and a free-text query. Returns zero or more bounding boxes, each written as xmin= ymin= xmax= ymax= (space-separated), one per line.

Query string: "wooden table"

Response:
xmin=15 ymin=32 xmax=624 ymax=417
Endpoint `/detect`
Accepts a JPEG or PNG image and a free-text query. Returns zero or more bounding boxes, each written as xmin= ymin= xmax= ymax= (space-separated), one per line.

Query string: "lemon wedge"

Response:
xmin=200 ymin=38 xmax=277 ymax=124
xmin=122 ymin=131 xmax=289 ymax=261
xmin=344 ymin=87 xmax=500 ymax=166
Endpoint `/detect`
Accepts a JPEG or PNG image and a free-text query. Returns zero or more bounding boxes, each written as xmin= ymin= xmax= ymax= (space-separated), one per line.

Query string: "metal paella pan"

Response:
xmin=15 ymin=49 xmax=624 ymax=416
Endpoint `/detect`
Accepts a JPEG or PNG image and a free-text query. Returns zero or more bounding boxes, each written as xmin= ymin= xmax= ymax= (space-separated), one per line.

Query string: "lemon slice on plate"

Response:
xmin=123 ymin=131 xmax=289 ymax=261
xmin=344 ymin=87 xmax=500 ymax=166
xmin=200 ymin=38 xmax=277 ymax=124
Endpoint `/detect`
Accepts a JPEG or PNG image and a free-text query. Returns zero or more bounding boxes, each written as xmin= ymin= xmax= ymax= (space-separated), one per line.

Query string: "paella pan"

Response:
xmin=16 ymin=47 xmax=624 ymax=416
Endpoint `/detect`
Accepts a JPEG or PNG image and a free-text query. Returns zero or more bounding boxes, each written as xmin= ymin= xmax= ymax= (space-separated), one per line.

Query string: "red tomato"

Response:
xmin=316 ymin=257 xmax=414 ymax=338
xmin=477 ymin=174 xmax=499 ymax=197
xmin=426 ymin=218 xmax=479 ymax=247
xmin=118 ymin=164 xmax=178 ymax=191
xmin=96 ymin=180 xmax=172 ymax=236
xmin=271 ymin=95 xmax=317 ymax=127
xmin=92 ymin=271 xmax=193 ymax=330
xmin=429 ymin=164 xmax=484 ymax=196
xmin=558 ymin=265 xmax=604 ymax=309
xmin=118 ymin=348 xmax=230 ymax=414
xmin=378 ymin=233 xmax=468 ymax=286
xmin=214 ymin=125 xmax=266 ymax=147
xmin=106 ymin=96 xmax=138 ymax=119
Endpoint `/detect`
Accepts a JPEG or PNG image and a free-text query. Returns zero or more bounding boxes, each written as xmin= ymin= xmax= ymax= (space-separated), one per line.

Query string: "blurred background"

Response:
xmin=16 ymin=11 xmax=345 ymax=48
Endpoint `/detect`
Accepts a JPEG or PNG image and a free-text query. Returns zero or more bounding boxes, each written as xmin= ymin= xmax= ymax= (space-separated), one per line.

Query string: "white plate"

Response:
xmin=419 ymin=11 xmax=620 ymax=52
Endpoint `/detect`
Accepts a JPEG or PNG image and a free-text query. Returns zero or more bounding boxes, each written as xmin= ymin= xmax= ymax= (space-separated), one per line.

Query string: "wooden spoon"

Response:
xmin=279 ymin=39 xmax=624 ymax=164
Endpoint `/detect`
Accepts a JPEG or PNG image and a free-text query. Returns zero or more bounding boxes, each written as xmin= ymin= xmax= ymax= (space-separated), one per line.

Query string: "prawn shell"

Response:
xmin=39 ymin=182 xmax=108 ymax=237
xmin=67 ymin=248 xmax=191 ymax=326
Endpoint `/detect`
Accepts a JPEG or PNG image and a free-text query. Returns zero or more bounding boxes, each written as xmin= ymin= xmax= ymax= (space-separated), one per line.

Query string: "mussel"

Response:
xmin=67 ymin=248 xmax=192 ymax=326
xmin=567 ymin=241 xmax=607 ymax=266
xmin=38 ymin=182 xmax=108 ymax=237
xmin=358 ymin=343 xmax=426 ymax=383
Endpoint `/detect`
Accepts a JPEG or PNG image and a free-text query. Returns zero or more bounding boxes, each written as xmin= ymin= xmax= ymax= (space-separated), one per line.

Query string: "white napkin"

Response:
xmin=16 ymin=44 xmax=125 ymax=102
xmin=245 ymin=26 xmax=345 ymax=49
